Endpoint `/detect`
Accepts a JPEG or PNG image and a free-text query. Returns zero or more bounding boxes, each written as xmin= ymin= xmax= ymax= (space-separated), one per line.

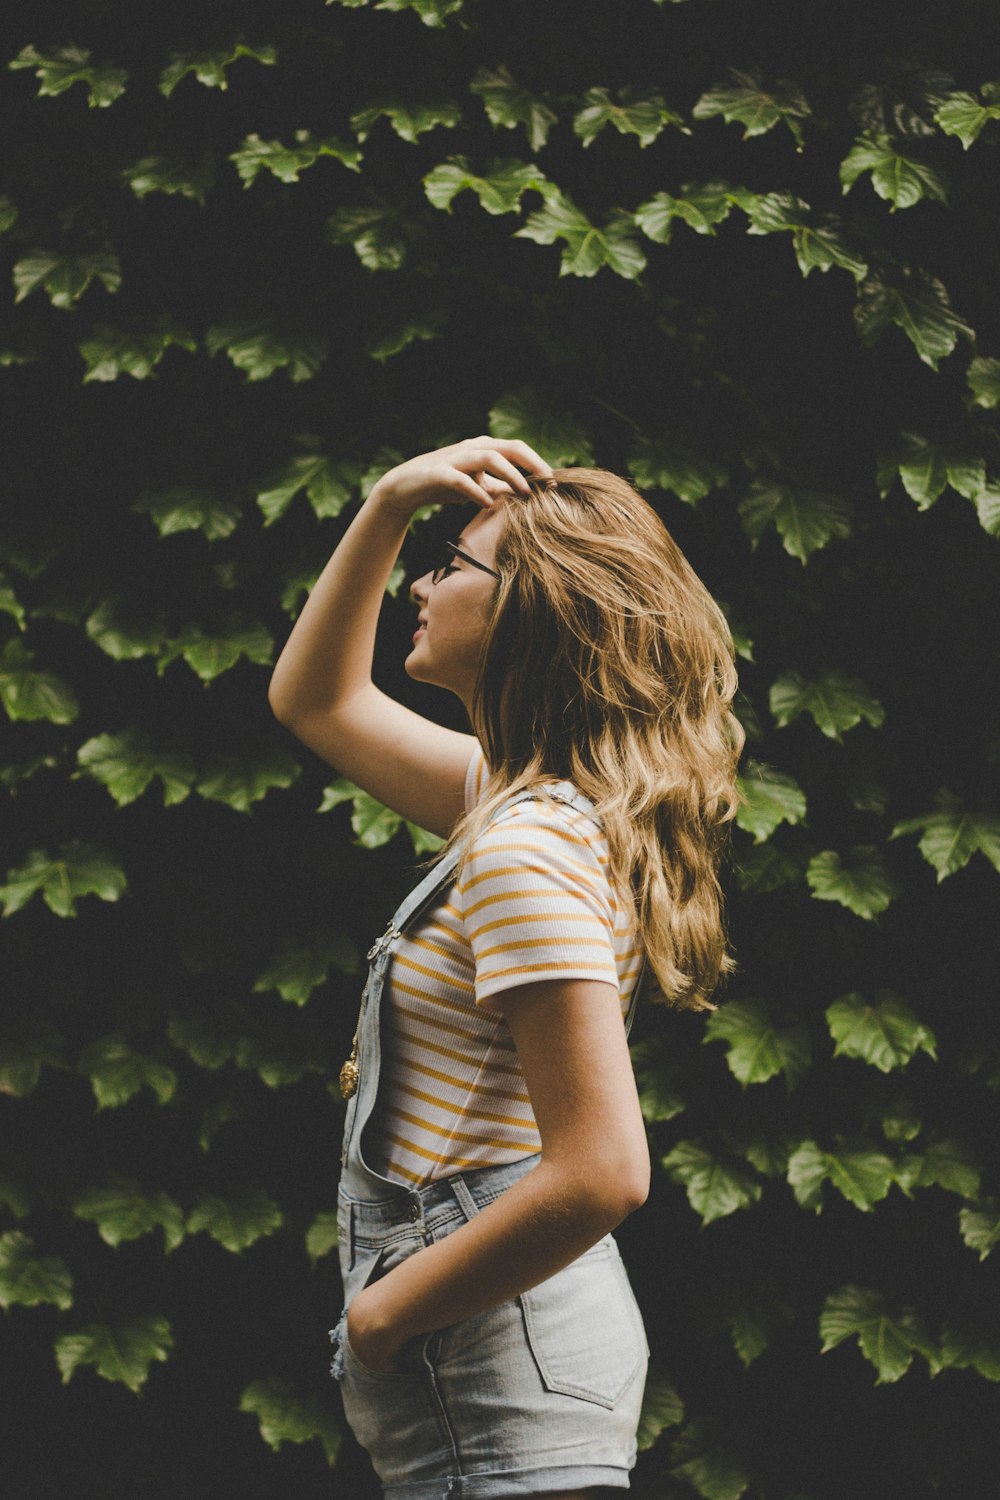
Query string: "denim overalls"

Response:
xmin=329 ymin=783 xmax=650 ymax=1500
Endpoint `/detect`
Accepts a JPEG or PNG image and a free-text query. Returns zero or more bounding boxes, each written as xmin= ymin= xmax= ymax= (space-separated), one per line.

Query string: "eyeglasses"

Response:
xmin=431 ymin=540 xmax=501 ymax=585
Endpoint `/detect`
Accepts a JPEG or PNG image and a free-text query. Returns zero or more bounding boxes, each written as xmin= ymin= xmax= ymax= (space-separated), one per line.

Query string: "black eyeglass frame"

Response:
xmin=432 ymin=540 xmax=501 ymax=584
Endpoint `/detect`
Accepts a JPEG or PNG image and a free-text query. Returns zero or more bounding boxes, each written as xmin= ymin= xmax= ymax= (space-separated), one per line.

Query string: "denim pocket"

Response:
xmin=520 ymin=1235 xmax=647 ymax=1408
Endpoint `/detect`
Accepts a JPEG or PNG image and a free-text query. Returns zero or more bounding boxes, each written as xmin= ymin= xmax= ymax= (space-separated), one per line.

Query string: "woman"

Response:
xmin=268 ymin=436 xmax=744 ymax=1499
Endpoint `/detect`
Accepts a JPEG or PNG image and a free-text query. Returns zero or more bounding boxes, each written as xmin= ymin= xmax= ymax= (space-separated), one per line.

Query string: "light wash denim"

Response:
xmin=330 ymin=784 xmax=649 ymax=1499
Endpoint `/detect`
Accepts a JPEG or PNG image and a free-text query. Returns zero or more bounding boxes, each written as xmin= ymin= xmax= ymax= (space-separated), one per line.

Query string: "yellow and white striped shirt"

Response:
xmin=367 ymin=743 xmax=642 ymax=1185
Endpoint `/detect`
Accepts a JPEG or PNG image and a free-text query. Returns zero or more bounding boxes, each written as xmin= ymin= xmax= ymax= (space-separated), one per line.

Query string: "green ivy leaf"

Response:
xmin=0 ymin=1026 xmax=65 ymax=1096
xmin=877 ymin=431 xmax=984 ymax=509
xmin=735 ymin=759 xmax=807 ymax=842
xmin=967 ymin=355 xmax=1000 ymax=409
xmin=132 ymin=486 xmax=241 ymax=539
xmin=489 ymin=388 xmax=594 ymax=466
xmin=514 ymin=191 xmax=646 ymax=280
xmin=854 ymin=266 xmax=973 ymax=370
xmin=703 ymin=998 xmax=811 ymax=1090
xmin=880 ymin=1096 xmax=922 ymax=1143
xmin=254 ymin=929 xmax=359 ymax=1004
xmin=840 ymin=135 xmax=949 ymax=210
xmin=423 ymin=156 xmax=553 ymax=216
xmin=205 ymin=320 xmax=328 ymax=382
xmin=55 ymin=1313 xmax=172 ymax=1393
xmin=0 ymin=1231 xmax=73 ymax=1310
xmin=121 ymin=151 xmax=216 ymax=204
xmin=972 ymin=484 xmax=1000 ymax=535
xmin=937 ymin=1322 xmax=1000 ymax=1381
xmin=73 ymin=1178 xmax=185 ymax=1252
xmin=229 ymin=131 xmax=361 ymax=186
xmin=257 ymin=451 xmax=361 ymax=525
xmin=0 ymin=639 xmax=78 ymax=723
xmin=0 ymin=751 xmax=60 ymax=794
xmin=826 ymin=990 xmax=938 ymax=1071
xmin=371 ymin=0 xmax=466 ymax=25
xmin=195 ymin=751 xmax=300 ymax=813
xmin=1 ymin=842 xmax=126 ymax=918
xmin=787 ymin=1138 xmax=895 ymax=1212
xmin=693 ymin=66 xmax=811 ymax=148
xmin=366 ymin=308 xmax=448 ymax=362
xmin=77 ymin=730 xmax=196 ymax=808
xmin=8 ymin=43 xmax=127 ymax=107
xmin=770 ymin=668 xmax=885 ymax=741
xmin=78 ymin=318 xmax=197 ymax=382
xmin=239 ymin=1377 xmax=343 ymax=1465
xmin=669 ymin=1420 xmax=751 ymax=1500
xmin=633 ymin=181 xmax=745 ymax=243
xmin=187 ymin=1189 xmax=283 ymax=1253
xmin=958 ymin=1198 xmax=1000 ymax=1260
xmin=572 ymin=85 xmax=687 ymax=148
xmin=743 ymin=191 xmax=869 ymax=279
xmin=636 ymin=1370 xmax=685 ymax=1451
xmin=78 ymin=1033 xmax=177 ymax=1109
xmin=158 ymin=42 xmax=277 ymax=99
xmin=85 ymin=597 xmax=168 ymax=661
xmin=0 ymin=1172 xmax=31 ymax=1219
xmin=318 ymin=779 xmax=405 ymax=847
xmin=0 ymin=195 xmax=19 ymax=233
xmin=934 ymin=84 xmax=1000 ymax=148
xmin=819 ymin=1284 xmax=936 ymax=1384
xmin=630 ymin=1039 xmax=686 ymax=1122
xmin=13 ymin=249 xmax=121 ymax=309
xmin=235 ymin=1035 xmax=325 ymax=1089
xmin=469 ymin=64 xmax=558 ymax=151
xmin=351 ymin=96 xmax=462 ymax=144
xmin=895 ymin=1138 xmax=981 ymax=1200
xmin=325 ymin=199 xmax=415 ymax=270
xmin=305 ymin=1211 xmax=339 ymax=1268
xmin=739 ymin=480 xmax=853 ymax=562
xmin=719 ymin=1293 xmax=794 ymax=1369
xmin=806 ymin=845 xmax=900 ymax=920
xmin=729 ymin=840 xmax=808 ymax=894
xmin=627 ymin=433 xmax=727 ymax=504
xmin=158 ymin=617 xmax=274 ymax=683
xmin=890 ymin=787 xmax=1000 ymax=881
xmin=0 ymin=573 xmax=26 ymax=630
xmin=166 ymin=1013 xmax=238 ymax=1072
xmin=661 ymin=1140 xmax=763 ymax=1225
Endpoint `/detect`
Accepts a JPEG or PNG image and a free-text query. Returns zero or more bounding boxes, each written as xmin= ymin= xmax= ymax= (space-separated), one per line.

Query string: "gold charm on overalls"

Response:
xmin=339 ymin=919 xmax=400 ymax=1100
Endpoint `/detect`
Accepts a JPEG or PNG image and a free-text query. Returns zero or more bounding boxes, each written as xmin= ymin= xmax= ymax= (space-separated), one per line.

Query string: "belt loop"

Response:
xmin=449 ymin=1174 xmax=480 ymax=1222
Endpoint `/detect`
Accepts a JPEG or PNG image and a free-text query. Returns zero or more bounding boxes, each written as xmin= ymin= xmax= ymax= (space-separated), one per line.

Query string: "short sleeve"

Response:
xmin=458 ymin=797 xmax=619 ymax=1007
xmin=464 ymin=741 xmax=488 ymax=813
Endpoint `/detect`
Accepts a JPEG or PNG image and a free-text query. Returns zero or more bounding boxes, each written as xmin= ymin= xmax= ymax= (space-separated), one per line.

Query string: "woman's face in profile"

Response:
xmin=406 ymin=502 xmax=508 ymax=713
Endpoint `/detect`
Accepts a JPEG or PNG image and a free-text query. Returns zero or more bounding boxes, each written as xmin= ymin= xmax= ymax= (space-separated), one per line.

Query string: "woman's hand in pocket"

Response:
xmin=347 ymin=1282 xmax=406 ymax=1374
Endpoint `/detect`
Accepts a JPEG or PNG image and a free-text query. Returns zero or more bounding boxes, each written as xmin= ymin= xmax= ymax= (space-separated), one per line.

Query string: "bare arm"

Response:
xmin=346 ymin=977 xmax=650 ymax=1372
xmin=268 ymin=438 xmax=553 ymax=835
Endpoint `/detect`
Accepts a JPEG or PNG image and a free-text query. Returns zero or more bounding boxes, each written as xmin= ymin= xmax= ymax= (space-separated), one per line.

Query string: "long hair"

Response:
xmin=417 ymin=467 xmax=746 ymax=1013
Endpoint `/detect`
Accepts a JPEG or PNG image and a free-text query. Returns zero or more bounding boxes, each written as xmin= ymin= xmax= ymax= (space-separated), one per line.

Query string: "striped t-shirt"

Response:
xmin=366 ymin=743 xmax=643 ymax=1186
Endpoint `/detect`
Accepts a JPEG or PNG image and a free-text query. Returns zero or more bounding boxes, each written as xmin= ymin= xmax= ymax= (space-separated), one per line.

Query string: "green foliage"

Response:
xmin=13 ymin=249 xmax=121 ymax=309
xmin=77 ymin=730 xmax=196 ymax=807
xmin=469 ymin=65 xmax=558 ymax=151
xmin=513 ymin=191 xmax=647 ymax=280
xmin=55 ymin=1313 xmax=173 ymax=1393
xmin=890 ymin=788 xmax=1000 ymax=881
xmin=572 ymin=85 xmax=687 ymax=148
xmin=8 ymin=43 xmax=127 ymax=107
xmin=72 ymin=1179 xmax=185 ymax=1252
xmin=0 ymin=1231 xmax=74 ymax=1309
xmin=239 ymin=1377 xmax=343 ymax=1465
xmin=826 ymin=991 xmax=938 ymax=1071
xmin=769 ymin=669 xmax=885 ymax=741
xmin=661 ymin=1140 xmax=764 ymax=1225
xmin=805 ymin=844 xmax=900 ymax=920
xmin=158 ymin=42 xmax=277 ymax=99
xmin=186 ymin=1190 xmax=284 ymax=1253
xmin=0 ymin=843 xmax=126 ymax=918
xmin=693 ymin=66 xmax=811 ymax=148
xmin=738 ymin=480 xmax=853 ymax=562
xmin=819 ymin=1285 xmax=936 ymax=1384
xmin=703 ymin=998 xmax=811 ymax=1089
xmin=230 ymin=132 xmax=362 ymax=185
xmin=1 ymin=639 xmax=79 ymax=723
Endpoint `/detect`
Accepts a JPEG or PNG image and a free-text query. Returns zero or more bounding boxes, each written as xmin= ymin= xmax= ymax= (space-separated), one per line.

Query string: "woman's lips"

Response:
xmin=412 ymin=627 xmax=426 ymax=642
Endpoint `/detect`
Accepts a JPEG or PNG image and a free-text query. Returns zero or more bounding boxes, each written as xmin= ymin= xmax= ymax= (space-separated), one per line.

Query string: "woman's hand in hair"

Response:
xmin=370 ymin=436 xmax=552 ymax=518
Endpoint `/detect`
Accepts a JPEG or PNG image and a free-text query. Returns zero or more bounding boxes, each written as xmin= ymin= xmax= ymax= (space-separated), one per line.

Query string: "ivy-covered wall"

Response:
xmin=2 ymin=1 xmax=999 ymax=1495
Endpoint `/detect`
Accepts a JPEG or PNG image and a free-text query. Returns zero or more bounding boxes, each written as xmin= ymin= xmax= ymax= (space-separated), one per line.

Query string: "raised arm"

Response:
xmin=267 ymin=438 xmax=551 ymax=834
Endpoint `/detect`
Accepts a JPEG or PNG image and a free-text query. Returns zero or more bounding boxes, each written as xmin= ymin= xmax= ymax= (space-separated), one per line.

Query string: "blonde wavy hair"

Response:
xmin=417 ymin=467 xmax=746 ymax=1013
